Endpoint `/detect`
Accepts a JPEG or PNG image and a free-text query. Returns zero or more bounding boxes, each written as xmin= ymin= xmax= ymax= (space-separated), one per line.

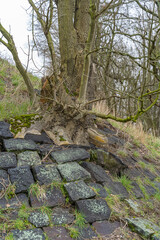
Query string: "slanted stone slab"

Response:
xmin=75 ymin=224 xmax=98 ymax=240
xmin=123 ymin=168 xmax=142 ymax=180
xmin=52 ymin=207 xmax=75 ymax=225
xmin=17 ymin=151 xmax=41 ymax=167
xmin=0 ymin=169 xmax=9 ymax=191
xmin=32 ymin=164 xmax=62 ymax=185
xmin=57 ymin=162 xmax=91 ymax=182
xmin=0 ymin=121 xmax=13 ymax=140
xmin=142 ymin=169 xmax=157 ymax=181
xmin=30 ymin=186 xmax=65 ymax=208
xmin=28 ymin=211 xmax=49 ymax=227
xmin=11 ymin=229 xmax=45 ymax=240
xmin=81 ymin=162 xmax=112 ymax=183
xmin=87 ymin=182 xmax=108 ymax=198
xmin=144 ymin=184 xmax=157 ymax=196
xmin=64 ymin=180 xmax=96 ymax=202
xmin=103 ymin=181 xmax=129 ymax=199
xmin=25 ymin=131 xmax=52 ymax=144
xmin=43 ymin=226 xmax=72 ymax=240
xmin=50 ymin=148 xmax=90 ymax=164
xmin=127 ymin=217 xmax=160 ymax=239
xmin=0 ymin=193 xmax=29 ymax=209
xmin=154 ymin=181 xmax=160 ymax=191
xmin=131 ymin=182 xmax=144 ymax=199
xmin=92 ymin=221 xmax=121 ymax=236
xmin=76 ymin=199 xmax=111 ymax=223
xmin=0 ymin=152 xmax=17 ymax=170
xmin=96 ymin=149 xmax=126 ymax=173
xmin=3 ymin=138 xmax=37 ymax=152
xmin=8 ymin=166 xmax=35 ymax=193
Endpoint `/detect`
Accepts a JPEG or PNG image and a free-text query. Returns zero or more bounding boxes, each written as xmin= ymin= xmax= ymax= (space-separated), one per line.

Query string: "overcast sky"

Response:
xmin=0 ymin=0 xmax=42 ymax=75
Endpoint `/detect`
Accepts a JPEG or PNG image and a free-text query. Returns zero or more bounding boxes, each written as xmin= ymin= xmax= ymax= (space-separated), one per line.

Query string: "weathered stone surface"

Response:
xmin=107 ymin=135 xmax=125 ymax=147
xmin=43 ymin=226 xmax=72 ymax=240
xmin=131 ymin=182 xmax=144 ymax=199
xmin=144 ymin=184 xmax=157 ymax=196
xmin=30 ymin=186 xmax=65 ymax=208
xmin=87 ymin=128 xmax=108 ymax=148
xmin=127 ymin=218 xmax=160 ymax=238
xmin=81 ymin=162 xmax=112 ymax=183
xmin=125 ymin=199 xmax=140 ymax=213
xmin=28 ymin=211 xmax=50 ymax=227
xmin=0 ymin=121 xmax=13 ymax=140
xmin=25 ymin=131 xmax=52 ymax=144
xmin=0 ymin=169 xmax=9 ymax=191
xmin=75 ymin=224 xmax=98 ymax=240
xmin=17 ymin=151 xmax=41 ymax=167
xmin=76 ymin=199 xmax=111 ymax=223
xmin=142 ymin=169 xmax=157 ymax=181
xmin=96 ymin=149 xmax=126 ymax=173
xmin=64 ymin=180 xmax=96 ymax=202
xmin=103 ymin=181 xmax=129 ymax=199
xmin=32 ymin=164 xmax=62 ymax=185
xmin=51 ymin=207 xmax=75 ymax=225
xmin=3 ymin=138 xmax=37 ymax=152
xmin=50 ymin=148 xmax=90 ymax=164
xmin=8 ymin=166 xmax=35 ymax=193
xmin=0 ymin=193 xmax=29 ymax=209
xmin=0 ymin=152 xmax=17 ymax=170
xmin=11 ymin=228 xmax=45 ymax=240
xmin=57 ymin=162 xmax=91 ymax=182
xmin=92 ymin=221 xmax=121 ymax=236
xmin=37 ymin=144 xmax=55 ymax=157
xmin=87 ymin=182 xmax=108 ymax=198
xmin=123 ymin=168 xmax=142 ymax=180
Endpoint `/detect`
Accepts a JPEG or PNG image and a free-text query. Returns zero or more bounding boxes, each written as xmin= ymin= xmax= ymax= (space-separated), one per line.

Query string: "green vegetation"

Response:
xmin=118 ymin=176 xmax=133 ymax=192
xmin=74 ymin=210 xmax=86 ymax=228
xmin=29 ymin=183 xmax=46 ymax=200
xmin=68 ymin=227 xmax=80 ymax=239
xmin=5 ymin=183 xmax=16 ymax=200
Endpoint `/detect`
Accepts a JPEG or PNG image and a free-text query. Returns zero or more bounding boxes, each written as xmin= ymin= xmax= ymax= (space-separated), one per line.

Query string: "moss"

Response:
xmin=7 ymin=114 xmax=42 ymax=134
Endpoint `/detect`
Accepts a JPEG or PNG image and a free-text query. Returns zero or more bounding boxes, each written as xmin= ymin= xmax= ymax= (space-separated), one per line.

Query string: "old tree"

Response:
xmin=0 ymin=0 xmax=160 ymax=141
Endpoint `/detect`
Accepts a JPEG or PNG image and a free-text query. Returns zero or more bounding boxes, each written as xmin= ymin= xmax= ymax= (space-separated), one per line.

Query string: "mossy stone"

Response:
xmin=11 ymin=228 xmax=45 ymax=240
xmin=17 ymin=151 xmax=41 ymax=167
xmin=28 ymin=211 xmax=49 ymax=227
xmin=3 ymin=138 xmax=37 ymax=152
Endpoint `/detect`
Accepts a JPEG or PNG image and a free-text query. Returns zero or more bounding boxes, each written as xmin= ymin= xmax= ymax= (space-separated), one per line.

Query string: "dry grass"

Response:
xmin=92 ymin=100 xmax=111 ymax=115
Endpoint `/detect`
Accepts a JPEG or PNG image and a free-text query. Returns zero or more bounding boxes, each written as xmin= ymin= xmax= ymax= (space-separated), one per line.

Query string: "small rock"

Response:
xmin=103 ymin=181 xmax=129 ymax=199
xmin=28 ymin=211 xmax=50 ymax=227
xmin=125 ymin=199 xmax=140 ymax=213
xmin=64 ymin=180 xmax=96 ymax=202
xmin=0 ymin=169 xmax=9 ymax=191
xmin=0 ymin=121 xmax=13 ymax=140
xmin=29 ymin=186 xmax=65 ymax=208
xmin=130 ymin=182 xmax=144 ymax=198
xmin=87 ymin=182 xmax=108 ymax=198
xmin=75 ymin=224 xmax=98 ymax=240
xmin=92 ymin=221 xmax=121 ymax=236
xmin=51 ymin=148 xmax=90 ymax=164
xmin=17 ymin=151 xmax=41 ymax=167
xmin=127 ymin=217 xmax=160 ymax=238
xmin=3 ymin=138 xmax=37 ymax=152
xmin=76 ymin=198 xmax=111 ymax=223
xmin=52 ymin=207 xmax=75 ymax=225
xmin=43 ymin=226 xmax=72 ymax=240
xmin=0 ymin=152 xmax=17 ymax=170
xmin=0 ymin=193 xmax=29 ymax=209
xmin=8 ymin=166 xmax=35 ymax=193
xmin=57 ymin=162 xmax=91 ymax=182
xmin=81 ymin=162 xmax=112 ymax=183
xmin=11 ymin=228 xmax=45 ymax=240
xmin=25 ymin=131 xmax=53 ymax=144
xmin=32 ymin=164 xmax=62 ymax=185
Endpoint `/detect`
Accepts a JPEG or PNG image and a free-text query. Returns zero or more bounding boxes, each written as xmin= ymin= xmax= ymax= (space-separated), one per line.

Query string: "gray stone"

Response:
xmin=50 ymin=148 xmax=90 ymax=164
xmin=103 ymin=181 xmax=129 ymax=199
xmin=37 ymin=144 xmax=55 ymax=157
xmin=0 ymin=121 xmax=13 ymax=140
xmin=92 ymin=221 xmax=120 ymax=236
xmin=30 ymin=186 xmax=65 ymax=208
xmin=144 ymin=184 xmax=157 ymax=196
xmin=8 ymin=166 xmax=35 ymax=193
xmin=25 ymin=131 xmax=52 ymax=144
xmin=17 ymin=151 xmax=41 ymax=167
xmin=142 ymin=169 xmax=157 ymax=181
xmin=75 ymin=224 xmax=98 ymax=240
xmin=123 ymin=168 xmax=142 ymax=180
xmin=125 ymin=199 xmax=140 ymax=213
xmin=0 ymin=193 xmax=29 ymax=209
xmin=87 ymin=182 xmax=108 ymax=198
xmin=32 ymin=164 xmax=62 ymax=185
xmin=43 ymin=226 xmax=72 ymax=240
xmin=127 ymin=217 xmax=160 ymax=238
xmin=81 ymin=162 xmax=112 ymax=183
xmin=3 ymin=138 xmax=37 ymax=152
xmin=0 ymin=169 xmax=9 ymax=191
xmin=57 ymin=162 xmax=91 ymax=182
xmin=154 ymin=181 xmax=160 ymax=191
xmin=52 ymin=207 xmax=75 ymax=225
xmin=11 ymin=228 xmax=45 ymax=240
xmin=76 ymin=199 xmax=111 ymax=223
xmin=0 ymin=152 xmax=17 ymax=170
xmin=64 ymin=180 xmax=96 ymax=202
xmin=131 ymin=182 xmax=144 ymax=198
xmin=96 ymin=149 xmax=126 ymax=173
xmin=28 ymin=211 xmax=50 ymax=227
